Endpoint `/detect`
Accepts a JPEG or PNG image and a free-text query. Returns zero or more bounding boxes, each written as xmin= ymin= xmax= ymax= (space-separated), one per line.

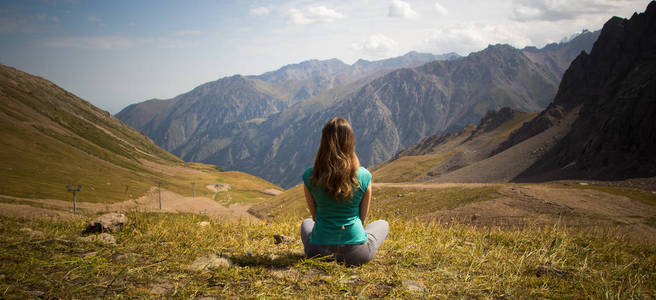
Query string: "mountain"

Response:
xmin=370 ymin=107 xmax=536 ymax=182
xmin=201 ymin=31 xmax=598 ymax=188
xmin=117 ymin=51 xmax=451 ymax=155
xmin=0 ymin=64 xmax=281 ymax=203
xmin=373 ymin=2 xmax=656 ymax=184
xmin=117 ymin=32 xmax=598 ymax=188
xmin=513 ymin=2 xmax=656 ymax=181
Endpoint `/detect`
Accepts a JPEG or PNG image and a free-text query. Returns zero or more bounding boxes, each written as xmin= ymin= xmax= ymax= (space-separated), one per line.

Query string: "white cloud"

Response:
xmin=286 ymin=6 xmax=345 ymax=25
xmin=172 ymin=30 xmax=202 ymax=36
xmin=423 ymin=23 xmax=532 ymax=55
xmin=352 ymin=33 xmax=399 ymax=58
xmin=510 ymin=0 xmax=639 ymax=22
xmin=433 ymin=2 xmax=448 ymax=16
xmin=388 ymin=0 xmax=418 ymax=19
xmin=249 ymin=7 xmax=270 ymax=16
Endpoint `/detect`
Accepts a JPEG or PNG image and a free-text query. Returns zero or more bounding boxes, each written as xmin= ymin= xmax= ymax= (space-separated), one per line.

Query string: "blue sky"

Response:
xmin=0 ymin=0 xmax=650 ymax=113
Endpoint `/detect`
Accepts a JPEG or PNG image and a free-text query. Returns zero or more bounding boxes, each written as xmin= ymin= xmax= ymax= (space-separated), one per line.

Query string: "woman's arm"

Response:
xmin=360 ymin=180 xmax=372 ymax=225
xmin=303 ymin=185 xmax=317 ymax=221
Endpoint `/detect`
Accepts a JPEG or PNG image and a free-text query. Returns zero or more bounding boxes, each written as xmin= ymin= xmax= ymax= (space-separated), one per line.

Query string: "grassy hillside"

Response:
xmin=1 ymin=209 xmax=653 ymax=298
xmin=0 ymin=64 xmax=281 ymax=204
xmin=372 ymin=109 xmax=536 ymax=183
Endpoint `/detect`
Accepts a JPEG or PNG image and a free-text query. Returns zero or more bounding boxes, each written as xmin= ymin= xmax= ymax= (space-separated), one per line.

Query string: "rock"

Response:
xmin=19 ymin=227 xmax=43 ymax=238
xmin=188 ymin=253 xmax=232 ymax=271
xmin=402 ymin=280 xmax=427 ymax=293
xmin=78 ymin=233 xmax=116 ymax=246
xmin=197 ymin=221 xmax=211 ymax=227
xmin=270 ymin=268 xmax=299 ymax=280
xmin=273 ymin=234 xmax=295 ymax=244
xmin=578 ymin=182 xmax=589 ymax=186
xmin=84 ymin=213 xmax=126 ymax=234
xmin=260 ymin=189 xmax=283 ymax=196
xmin=150 ymin=282 xmax=174 ymax=295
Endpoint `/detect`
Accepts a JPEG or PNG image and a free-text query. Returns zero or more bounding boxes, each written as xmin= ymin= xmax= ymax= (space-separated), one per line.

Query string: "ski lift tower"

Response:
xmin=66 ymin=185 xmax=82 ymax=213
xmin=155 ymin=180 xmax=163 ymax=209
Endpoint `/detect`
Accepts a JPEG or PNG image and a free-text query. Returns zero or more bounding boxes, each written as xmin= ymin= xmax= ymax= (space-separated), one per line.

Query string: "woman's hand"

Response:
xmin=360 ymin=180 xmax=372 ymax=225
xmin=303 ymin=185 xmax=317 ymax=220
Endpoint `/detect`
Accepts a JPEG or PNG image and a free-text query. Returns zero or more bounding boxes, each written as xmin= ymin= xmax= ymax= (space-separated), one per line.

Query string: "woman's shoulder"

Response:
xmin=356 ymin=167 xmax=371 ymax=184
xmin=302 ymin=167 xmax=313 ymax=185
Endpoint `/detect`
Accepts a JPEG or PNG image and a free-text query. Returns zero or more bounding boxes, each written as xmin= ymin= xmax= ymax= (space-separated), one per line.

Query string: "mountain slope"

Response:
xmin=209 ymin=32 xmax=597 ymax=188
xmin=372 ymin=3 xmax=655 ymax=184
xmin=370 ymin=108 xmax=536 ymax=182
xmin=0 ymin=64 xmax=281 ymax=203
xmin=117 ymin=32 xmax=597 ymax=188
xmin=514 ymin=2 xmax=656 ymax=181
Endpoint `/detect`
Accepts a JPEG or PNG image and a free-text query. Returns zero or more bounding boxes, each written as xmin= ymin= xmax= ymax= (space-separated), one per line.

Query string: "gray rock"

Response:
xmin=84 ymin=213 xmax=127 ymax=234
xmin=273 ymin=234 xmax=295 ymax=244
xmin=402 ymin=280 xmax=427 ymax=293
xmin=188 ymin=253 xmax=232 ymax=271
xmin=78 ymin=233 xmax=116 ymax=246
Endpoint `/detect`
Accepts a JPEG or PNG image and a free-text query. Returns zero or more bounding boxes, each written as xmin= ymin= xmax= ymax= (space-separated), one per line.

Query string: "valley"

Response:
xmin=1 ymin=1 xmax=655 ymax=298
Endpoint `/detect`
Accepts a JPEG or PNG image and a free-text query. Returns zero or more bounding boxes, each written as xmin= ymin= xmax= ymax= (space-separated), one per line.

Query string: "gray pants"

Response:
xmin=300 ymin=219 xmax=389 ymax=265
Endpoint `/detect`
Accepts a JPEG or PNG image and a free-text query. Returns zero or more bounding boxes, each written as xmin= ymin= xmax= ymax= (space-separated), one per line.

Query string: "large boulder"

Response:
xmin=83 ymin=213 xmax=127 ymax=234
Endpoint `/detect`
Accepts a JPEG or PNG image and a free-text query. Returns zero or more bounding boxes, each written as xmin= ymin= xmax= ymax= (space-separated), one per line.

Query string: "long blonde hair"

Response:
xmin=312 ymin=117 xmax=361 ymax=201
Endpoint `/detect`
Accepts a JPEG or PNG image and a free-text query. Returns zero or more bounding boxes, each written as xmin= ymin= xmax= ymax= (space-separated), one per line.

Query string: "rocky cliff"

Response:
xmin=514 ymin=2 xmax=656 ymax=181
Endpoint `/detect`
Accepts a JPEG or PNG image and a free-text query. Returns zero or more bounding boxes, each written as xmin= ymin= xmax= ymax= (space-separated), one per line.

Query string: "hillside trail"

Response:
xmin=376 ymin=182 xmax=656 ymax=244
xmin=0 ymin=186 xmax=260 ymax=223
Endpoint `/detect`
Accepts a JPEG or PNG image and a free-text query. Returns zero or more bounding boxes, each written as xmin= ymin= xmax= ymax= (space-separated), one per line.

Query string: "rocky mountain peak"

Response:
xmin=511 ymin=1 xmax=656 ymax=181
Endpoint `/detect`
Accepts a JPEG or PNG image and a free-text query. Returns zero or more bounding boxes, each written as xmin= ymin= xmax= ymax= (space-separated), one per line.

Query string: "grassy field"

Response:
xmin=250 ymin=184 xmax=501 ymax=222
xmin=1 ymin=211 xmax=654 ymax=298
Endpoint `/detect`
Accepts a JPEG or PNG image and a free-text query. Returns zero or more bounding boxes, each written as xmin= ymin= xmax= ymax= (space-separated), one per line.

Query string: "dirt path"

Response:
xmin=0 ymin=187 xmax=260 ymax=223
xmin=378 ymin=182 xmax=656 ymax=244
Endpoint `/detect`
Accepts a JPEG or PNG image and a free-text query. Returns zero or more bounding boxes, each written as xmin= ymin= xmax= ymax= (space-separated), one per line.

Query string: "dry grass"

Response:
xmin=0 ymin=211 xmax=654 ymax=298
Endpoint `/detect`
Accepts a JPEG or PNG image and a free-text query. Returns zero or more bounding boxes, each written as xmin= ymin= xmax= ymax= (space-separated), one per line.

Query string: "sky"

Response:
xmin=0 ymin=0 xmax=651 ymax=114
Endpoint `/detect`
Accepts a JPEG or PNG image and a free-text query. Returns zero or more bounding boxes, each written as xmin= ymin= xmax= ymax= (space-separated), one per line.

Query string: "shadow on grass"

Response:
xmin=229 ymin=252 xmax=306 ymax=268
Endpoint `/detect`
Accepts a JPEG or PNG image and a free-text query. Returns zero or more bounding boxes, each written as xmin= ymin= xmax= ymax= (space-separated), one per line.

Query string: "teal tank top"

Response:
xmin=302 ymin=166 xmax=372 ymax=245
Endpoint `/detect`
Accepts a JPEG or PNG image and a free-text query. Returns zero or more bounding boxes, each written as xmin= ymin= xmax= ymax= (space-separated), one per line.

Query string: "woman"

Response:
xmin=301 ymin=117 xmax=389 ymax=265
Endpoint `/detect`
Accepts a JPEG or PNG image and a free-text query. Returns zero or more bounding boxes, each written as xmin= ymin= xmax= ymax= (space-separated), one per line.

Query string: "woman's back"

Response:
xmin=302 ymin=166 xmax=371 ymax=245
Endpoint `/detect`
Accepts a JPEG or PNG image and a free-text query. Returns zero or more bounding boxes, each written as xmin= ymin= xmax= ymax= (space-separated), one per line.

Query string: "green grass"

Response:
xmin=369 ymin=186 xmax=501 ymax=220
xmin=373 ymin=152 xmax=451 ymax=182
xmin=0 ymin=212 xmax=654 ymax=298
xmin=559 ymin=183 xmax=656 ymax=206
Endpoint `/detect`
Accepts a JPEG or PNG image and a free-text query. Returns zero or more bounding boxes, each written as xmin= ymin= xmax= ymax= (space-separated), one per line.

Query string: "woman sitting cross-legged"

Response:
xmin=300 ymin=117 xmax=389 ymax=266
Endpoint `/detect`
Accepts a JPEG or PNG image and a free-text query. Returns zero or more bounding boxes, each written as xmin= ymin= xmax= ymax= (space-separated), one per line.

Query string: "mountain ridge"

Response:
xmin=373 ymin=2 xmax=656 ymax=185
xmin=117 ymin=31 xmax=600 ymax=188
